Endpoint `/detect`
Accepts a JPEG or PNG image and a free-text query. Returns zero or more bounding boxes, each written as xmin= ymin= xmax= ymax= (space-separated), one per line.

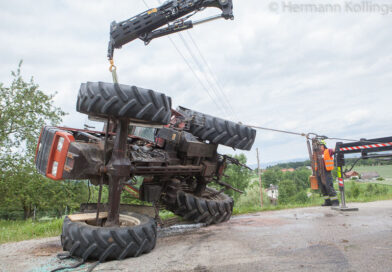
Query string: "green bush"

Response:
xmin=293 ymin=191 xmax=309 ymax=204
xmin=278 ymin=179 xmax=297 ymax=204
xmin=344 ymin=181 xmax=391 ymax=201
xmin=364 ymin=183 xmax=374 ymax=197
xmin=277 ymin=179 xmax=310 ymax=205
xmin=350 ymin=182 xmax=360 ymax=199
xmin=236 ymin=184 xmax=270 ymax=208
xmin=374 ymin=184 xmax=388 ymax=195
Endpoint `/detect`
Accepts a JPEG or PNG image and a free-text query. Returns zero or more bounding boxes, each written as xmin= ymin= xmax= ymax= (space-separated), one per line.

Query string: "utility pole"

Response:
xmin=256 ymin=148 xmax=263 ymax=208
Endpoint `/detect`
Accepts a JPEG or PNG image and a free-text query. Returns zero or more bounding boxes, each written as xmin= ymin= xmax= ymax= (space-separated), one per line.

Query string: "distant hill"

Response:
xmin=249 ymin=157 xmax=309 ymax=170
xmin=248 ymin=154 xmax=392 ymax=170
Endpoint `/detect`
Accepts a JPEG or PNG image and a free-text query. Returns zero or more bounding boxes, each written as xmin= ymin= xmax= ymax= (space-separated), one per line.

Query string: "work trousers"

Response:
xmin=317 ymin=171 xmax=337 ymax=197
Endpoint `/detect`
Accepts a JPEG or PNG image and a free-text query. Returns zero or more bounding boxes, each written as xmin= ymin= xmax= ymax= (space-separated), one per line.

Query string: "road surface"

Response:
xmin=0 ymin=200 xmax=391 ymax=272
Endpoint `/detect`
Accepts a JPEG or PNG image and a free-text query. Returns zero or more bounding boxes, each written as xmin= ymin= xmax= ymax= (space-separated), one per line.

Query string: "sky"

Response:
xmin=1 ymin=0 xmax=392 ymax=165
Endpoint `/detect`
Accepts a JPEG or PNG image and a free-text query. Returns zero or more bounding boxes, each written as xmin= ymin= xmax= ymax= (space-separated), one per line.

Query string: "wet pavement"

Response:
xmin=0 ymin=200 xmax=391 ymax=272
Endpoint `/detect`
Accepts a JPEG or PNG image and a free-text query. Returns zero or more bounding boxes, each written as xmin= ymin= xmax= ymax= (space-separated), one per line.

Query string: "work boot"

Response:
xmin=322 ymin=199 xmax=332 ymax=206
xmin=331 ymin=199 xmax=340 ymax=206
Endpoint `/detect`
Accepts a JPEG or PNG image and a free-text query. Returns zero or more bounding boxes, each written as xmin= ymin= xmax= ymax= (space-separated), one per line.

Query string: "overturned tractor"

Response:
xmin=35 ymin=0 xmax=256 ymax=261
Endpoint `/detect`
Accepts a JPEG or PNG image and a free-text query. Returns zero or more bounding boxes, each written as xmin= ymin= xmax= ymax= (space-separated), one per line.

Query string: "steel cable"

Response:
xmin=245 ymin=124 xmax=386 ymax=144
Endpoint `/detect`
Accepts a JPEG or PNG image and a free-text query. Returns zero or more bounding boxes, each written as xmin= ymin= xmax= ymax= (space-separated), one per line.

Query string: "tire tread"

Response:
xmin=167 ymin=187 xmax=233 ymax=225
xmin=178 ymin=107 xmax=256 ymax=150
xmin=76 ymin=82 xmax=171 ymax=125
xmin=61 ymin=213 xmax=156 ymax=261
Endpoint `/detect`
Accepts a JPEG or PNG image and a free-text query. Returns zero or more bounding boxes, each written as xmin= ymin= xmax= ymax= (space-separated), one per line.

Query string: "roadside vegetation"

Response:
xmin=232 ymin=158 xmax=392 ymax=214
xmin=233 ymin=179 xmax=392 ymax=215
xmin=0 ymin=218 xmax=63 ymax=244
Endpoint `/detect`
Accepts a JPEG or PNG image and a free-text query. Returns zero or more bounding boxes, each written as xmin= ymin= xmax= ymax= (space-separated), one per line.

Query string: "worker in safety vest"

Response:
xmin=317 ymin=140 xmax=339 ymax=206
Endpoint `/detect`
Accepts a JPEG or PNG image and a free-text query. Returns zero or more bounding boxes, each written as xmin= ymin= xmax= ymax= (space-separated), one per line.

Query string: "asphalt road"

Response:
xmin=0 ymin=200 xmax=391 ymax=272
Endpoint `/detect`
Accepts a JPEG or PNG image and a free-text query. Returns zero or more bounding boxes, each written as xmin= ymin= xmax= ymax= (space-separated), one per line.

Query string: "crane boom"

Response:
xmin=108 ymin=0 xmax=233 ymax=59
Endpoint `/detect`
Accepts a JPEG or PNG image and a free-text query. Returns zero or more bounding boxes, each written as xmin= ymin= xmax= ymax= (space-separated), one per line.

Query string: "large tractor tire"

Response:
xmin=164 ymin=187 xmax=234 ymax=225
xmin=61 ymin=212 xmax=156 ymax=262
xmin=77 ymin=82 xmax=172 ymax=125
xmin=177 ymin=106 xmax=256 ymax=150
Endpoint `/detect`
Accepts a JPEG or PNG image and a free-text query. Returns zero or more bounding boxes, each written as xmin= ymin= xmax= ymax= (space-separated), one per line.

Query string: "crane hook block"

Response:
xmin=107 ymin=0 xmax=233 ymax=59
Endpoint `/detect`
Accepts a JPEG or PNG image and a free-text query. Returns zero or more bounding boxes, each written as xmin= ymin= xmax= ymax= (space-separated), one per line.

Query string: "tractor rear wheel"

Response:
xmin=61 ymin=212 xmax=156 ymax=261
xmin=164 ymin=187 xmax=234 ymax=225
xmin=177 ymin=106 xmax=256 ymax=150
xmin=76 ymin=82 xmax=172 ymax=125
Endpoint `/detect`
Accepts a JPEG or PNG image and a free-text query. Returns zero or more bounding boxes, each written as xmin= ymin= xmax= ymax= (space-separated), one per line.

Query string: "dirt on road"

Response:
xmin=0 ymin=200 xmax=391 ymax=272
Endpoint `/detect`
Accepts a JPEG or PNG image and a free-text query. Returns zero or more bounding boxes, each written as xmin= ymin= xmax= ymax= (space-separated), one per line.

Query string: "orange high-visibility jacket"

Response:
xmin=314 ymin=149 xmax=334 ymax=172
xmin=323 ymin=149 xmax=334 ymax=171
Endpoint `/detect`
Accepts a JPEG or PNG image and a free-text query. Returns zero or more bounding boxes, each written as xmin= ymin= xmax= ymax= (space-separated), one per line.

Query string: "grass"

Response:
xmin=234 ymin=181 xmax=392 ymax=215
xmin=0 ymin=212 xmax=179 ymax=244
xmin=352 ymin=165 xmax=392 ymax=182
xmin=342 ymin=180 xmax=392 ymax=202
xmin=0 ymin=218 xmax=63 ymax=244
xmin=1 ymin=180 xmax=392 ymax=244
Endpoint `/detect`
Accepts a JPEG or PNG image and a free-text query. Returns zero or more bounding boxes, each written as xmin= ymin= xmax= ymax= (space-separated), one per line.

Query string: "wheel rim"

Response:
xmin=69 ymin=212 xmax=141 ymax=227
xmin=119 ymin=214 xmax=141 ymax=227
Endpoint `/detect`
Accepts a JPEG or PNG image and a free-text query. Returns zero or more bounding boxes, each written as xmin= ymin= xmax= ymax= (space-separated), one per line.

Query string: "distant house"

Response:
xmin=360 ymin=172 xmax=380 ymax=180
xmin=266 ymin=184 xmax=279 ymax=205
xmin=344 ymin=171 xmax=360 ymax=179
xmin=281 ymin=168 xmax=295 ymax=172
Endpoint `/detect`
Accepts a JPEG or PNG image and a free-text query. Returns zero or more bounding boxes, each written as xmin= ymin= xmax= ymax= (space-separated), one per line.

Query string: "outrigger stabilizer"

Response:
xmin=333 ymin=136 xmax=392 ymax=211
xmin=107 ymin=0 xmax=233 ymax=59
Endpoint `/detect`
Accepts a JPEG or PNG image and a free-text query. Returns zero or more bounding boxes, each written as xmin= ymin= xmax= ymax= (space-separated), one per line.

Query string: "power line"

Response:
xmin=176 ymin=32 xmax=232 ymax=117
xmin=150 ymin=0 xmax=241 ymax=120
xmin=156 ymin=1 xmax=239 ymax=120
xmin=153 ymin=0 xmax=233 ymax=118
xmin=185 ymin=32 xmax=239 ymax=120
xmin=166 ymin=35 xmax=227 ymax=116
xmin=142 ymin=0 xmax=228 ymax=117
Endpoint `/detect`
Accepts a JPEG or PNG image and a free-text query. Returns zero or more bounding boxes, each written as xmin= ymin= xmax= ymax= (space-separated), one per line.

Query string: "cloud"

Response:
xmin=1 ymin=0 xmax=391 ymax=165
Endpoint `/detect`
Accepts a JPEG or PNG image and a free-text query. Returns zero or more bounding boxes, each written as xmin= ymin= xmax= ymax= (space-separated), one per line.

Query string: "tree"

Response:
xmin=0 ymin=62 xmax=66 ymax=219
xmin=262 ymin=168 xmax=283 ymax=186
xmin=0 ymin=61 xmax=65 ymax=154
xmin=290 ymin=167 xmax=311 ymax=191
xmin=278 ymin=179 xmax=297 ymax=204
xmin=222 ymin=154 xmax=252 ymax=201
